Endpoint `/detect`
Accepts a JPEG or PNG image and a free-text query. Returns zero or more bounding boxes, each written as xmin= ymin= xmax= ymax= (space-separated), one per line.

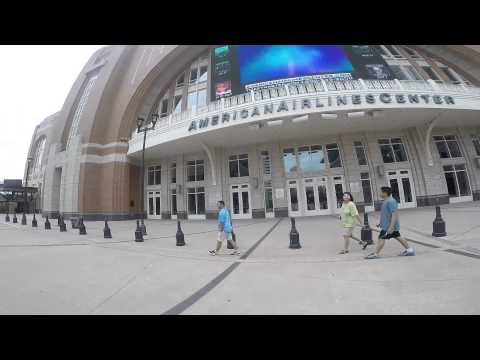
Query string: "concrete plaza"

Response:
xmin=1 ymin=202 xmax=480 ymax=314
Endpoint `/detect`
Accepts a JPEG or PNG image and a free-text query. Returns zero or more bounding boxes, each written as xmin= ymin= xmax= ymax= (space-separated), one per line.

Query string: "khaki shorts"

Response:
xmin=343 ymin=227 xmax=354 ymax=237
xmin=218 ymin=231 xmax=233 ymax=242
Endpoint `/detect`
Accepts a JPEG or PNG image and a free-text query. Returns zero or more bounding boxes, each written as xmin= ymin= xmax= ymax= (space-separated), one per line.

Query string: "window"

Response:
xmin=422 ymin=66 xmax=441 ymax=81
xmin=433 ymin=135 xmax=462 ymax=158
xmin=403 ymin=46 xmax=420 ymax=58
xmin=171 ymin=189 xmax=177 ymax=216
xmin=147 ymin=166 xmax=161 ymax=185
xmin=187 ymin=88 xmax=207 ymax=111
xmin=326 ymin=143 xmax=342 ymax=168
xmin=31 ymin=137 xmax=46 ymax=177
xmin=66 ymin=73 xmax=98 ymax=149
xmin=261 ymin=151 xmax=271 ymax=176
xmin=186 ymin=160 xmax=204 ymax=182
xmin=372 ymin=45 xmax=388 ymax=56
xmin=187 ymin=187 xmax=205 ymax=215
xmin=443 ymin=164 xmax=471 ymax=197
xmin=360 ymin=172 xmax=373 ymax=205
xmin=176 ymin=73 xmax=185 ymax=87
xmin=189 ymin=67 xmax=198 ymax=84
xmin=283 ymin=148 xmax=298 ymax=174
xmin=173 ymin=95 xmax=182 ymax=114
xmin=471 ymin=135 xmax=480 ymax=156
xmin=189 ymin=56 xmax=209 ymax=85
xmin=170 ymin=162 xmax=176 ymax=183
xmin=384 ymin=45 xmax=402 ymax=58
xmin=159 ymin=98 xmax=169 ymax=118
xmin=297 ymin=145 xmax=325 ymax=172
xmin=440 ymin=67 xmax=460 ymax=83
xmin=389 ymin=65 xmax=408 ymax=80
xmin=229 ymin=154 xmax=249 ymax=178
xmin=354 ymin=141 xmax=368 ymax=166
xmin=264 ymin=182 xmax=274 ymax=214
xmin=378 ymin=138 xmax=408 ymax=163
xmin=198 ymin=65 xmax=208 ymax=82
xmin=403 ymin=65 xmax=422 ymax=80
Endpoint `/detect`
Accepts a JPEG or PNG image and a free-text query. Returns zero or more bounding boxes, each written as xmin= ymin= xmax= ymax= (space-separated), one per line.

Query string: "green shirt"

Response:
xmin=341 ymin=201 xmax=359 ymax=228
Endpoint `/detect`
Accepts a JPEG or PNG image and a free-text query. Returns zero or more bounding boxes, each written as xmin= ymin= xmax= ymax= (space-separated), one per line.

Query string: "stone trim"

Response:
xmin=274 ymin=207 xmax=289 ymax=218
xmin=416 ymin=194 xmax=450 ymax=207
xmin=80 ymin=154 xmax=129 ymax=164
xmin=252 ymin=208 xmax=266 ymax=219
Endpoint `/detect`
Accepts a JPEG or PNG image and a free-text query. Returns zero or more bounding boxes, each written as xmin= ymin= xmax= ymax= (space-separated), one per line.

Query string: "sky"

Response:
xmin=0 ymin=45 xmax=105 ymax=181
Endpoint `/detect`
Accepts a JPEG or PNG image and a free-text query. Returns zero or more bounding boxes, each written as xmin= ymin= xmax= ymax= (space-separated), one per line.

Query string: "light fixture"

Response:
xmin=321 ymin=113 xmax=338 ymax=120
xmin=267 ymin=120 xmax=283 ymax=127
xmin=291 ymin=115 xmax=309 ymax=123
xmin=347 ymin=111 xmax=366 ymax=118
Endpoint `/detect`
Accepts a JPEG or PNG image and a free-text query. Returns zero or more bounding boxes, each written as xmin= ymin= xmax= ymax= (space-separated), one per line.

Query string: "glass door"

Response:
xmin=386 ymin=170 xmax=416 ymax=209
xmin=147 ymin=191 xmax=162 ymax=219
xmin=303 ymin=177 xmax=330 ymax=216
xmin=230 ymin=184 xmax=251 ymax=219
xmin=331 ymin=175 xmax=345 ymax=214
xmin=287 ymin=180 xmax=301 ymax=217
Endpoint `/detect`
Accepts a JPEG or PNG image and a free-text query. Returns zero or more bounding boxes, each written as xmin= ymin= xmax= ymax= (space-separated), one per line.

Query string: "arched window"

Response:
xmin=30 ymin=137 xmax=46 ymax=178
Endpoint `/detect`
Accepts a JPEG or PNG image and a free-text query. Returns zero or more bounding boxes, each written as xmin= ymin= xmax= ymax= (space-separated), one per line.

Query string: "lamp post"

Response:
xmin=136 ymin=113 xmax=159 ymax=237
xmin=21 ymin=157 xmax=33 ymax=225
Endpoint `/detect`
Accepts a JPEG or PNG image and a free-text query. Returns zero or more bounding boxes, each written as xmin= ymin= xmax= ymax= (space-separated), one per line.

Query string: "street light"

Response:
xmin=21 ymin=157 xmax=33 ymax=225
xmin=136 ymin=113 xmax=159 ymax=238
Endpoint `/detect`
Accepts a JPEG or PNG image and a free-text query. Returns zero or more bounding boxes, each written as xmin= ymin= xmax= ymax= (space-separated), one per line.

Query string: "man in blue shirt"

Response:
xmin=209 ymin=200 xmax=240 ymax=256
xmin=365 ymin=186 xmax=415 ymax=259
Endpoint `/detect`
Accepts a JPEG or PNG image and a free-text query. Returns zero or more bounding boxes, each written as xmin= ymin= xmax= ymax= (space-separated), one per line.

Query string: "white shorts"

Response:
xmin=218 ymin=231 xmax=233 ymax=242
xmin=343 ymin=227 xmax=354 ymax=237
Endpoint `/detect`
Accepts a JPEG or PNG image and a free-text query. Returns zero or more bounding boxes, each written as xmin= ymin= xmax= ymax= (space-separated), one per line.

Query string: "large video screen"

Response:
xmin=210 ymin=45 xmax=394 ymax=101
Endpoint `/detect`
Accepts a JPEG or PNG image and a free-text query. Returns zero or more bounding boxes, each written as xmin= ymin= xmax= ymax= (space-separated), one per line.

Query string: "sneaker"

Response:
xmin=399 ymin=249 xmax=415 ymax=257
xmin=365 ymin=253 xmax=380 ymax=260
xmin=209 ymin=250 xmax=216 ymax=256
xmin=230 ymin=249 xmax=240 ymax=255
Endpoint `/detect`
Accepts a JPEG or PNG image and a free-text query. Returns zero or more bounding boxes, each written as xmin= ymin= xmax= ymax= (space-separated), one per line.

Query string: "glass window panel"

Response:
xmin=385 ymin=45 xmax=401 ymax=57
xmin=289 ymin=187 xmax=299 ymax=211
xmin=355 ymin=145 xmax=367 ymax=166
xmin=241 ymin=191 xmax=249 ymax=214
xmin=197 ymin=193 xmax=205 ymax=214
xmin=173 ymin=95 xmax=182 ymax=113
xmin=188 ymin=193 xmax=197 ymax=214
xmin=160 ymin=99 xmax=169 ymax=116
xmin=187 ymin=92 xmax=197 ymax=110
xmin=318 ymin=185 xmax=328 ymax=209
xmin=148 ymin=197 xmax=154 ymax=215
xmin=327 ymin=148 xmax=342 ymax=168
xmin=360 ymin=172 xmax=370 ymax=179
xmin=441 ymin=67 xmax=458 ymax=82
xmin=373 ymin=45 xmax=388 ymax=56
xmin=446 ymin=140 xmax=462 ymax=158
xmin=402 ymin=178 xmax=413 ymax=203
xmin=380 ymin=145 xmax=394 ymax=163
xmin=283 ymin=149 xmax=298 ymax=174
xmin=433 ymin=136 xmax=444 ymax=141
xmin=334 ymin=183 xmax=344 ymax=209
xmin=443 ymin=165 xmax=454 ymax=172
xmin=187 ymin=165 xmax=196 ymax=182
xmin=305 ymin=186 xmax=316 ymax=210
xmin=197 ymin=89 xmax=207 ymax=108
xmin=239 ymin=158 xmax=249 ymax=177
xmin=392 ymin=143 xmax=408 ymax=162
xmin=403 ymin=65 xmax=422 ymax=80
xmin=176 ymin=73 xmax=184 ymax=87
xmin=378 ymin=139 xmax=390 ymax=145
xmin=389 ymin=179 xmax=401 ymax=203
xmin=390 ymin=65 xmax=408 ymax=80
xmin=265 ymin=188 xmax=273 ymax=212
xmin=422 ymin=66 xmax=440 ymax=81
xmin=456 ymin=171 xmax=471 ymax=196
xmin=196 ymin=163 xmax=204 ymax=181
xmin=232 ymin=192 xmax=240 ymax=214
xmin=155 ymin=197 xmax=161 ymax=215
xmin=362 ymin=179 xmax=373 ymax=204
xmin=436 ymin=141 xmax=450 ymax=158
xmin=171 ymin=194 xmax=177 ymax=215
xmin=471 ymin=136 xmax=480 ymax=155
xmin=229 ymin=160 xmax=239 ymax=178
xmin=455 ymin=164 xmax=466 ymax=171
xmin=199 ymin=66 xmax=208 ymax=82
xmin=189 ymin=68 xmax=198 ymax=83
xmin=444 ymin=172 xmax=458 ymax=197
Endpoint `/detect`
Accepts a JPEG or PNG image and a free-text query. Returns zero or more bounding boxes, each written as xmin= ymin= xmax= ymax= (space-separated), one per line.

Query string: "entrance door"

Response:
xmin=303 ymin=177 xmax=330 ymax=216
xmin=386 ymin=170 xmax=416 ymax=209
xmin=331 ymin=175 xmax=346 ymax=214
xmin=147 ymin=191 xmax=162 ymax=219
xmin=287 ymin=180 xmax=301 ymax=217
xmin=231 ymin=184 xmax=251 ymax=219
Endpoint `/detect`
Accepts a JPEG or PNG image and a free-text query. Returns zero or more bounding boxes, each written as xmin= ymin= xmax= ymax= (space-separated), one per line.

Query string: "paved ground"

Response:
xmin=1 ymin=202 xmax=479 ymax=314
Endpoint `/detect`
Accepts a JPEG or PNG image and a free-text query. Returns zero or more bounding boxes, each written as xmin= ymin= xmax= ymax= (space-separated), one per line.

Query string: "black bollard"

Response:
xmin=59 ymin=216 xmax=67 ymax=232
xmin=79 ymin=217 xmax=87 ymax=235
xmin=361 ymin=212 xmax=373 ymax=250
xmin=135 ymin=220 xmax=144 ymax=242
xmin=176 ymin=220 xmax=185 ymax=246
xmin=103 ymin=218 xmax=112 ymax=239
xmin=45 ymin=216 xmax=51 ymax=230
xmin=32 ymin=213 xmax=38 ymax=228
xmin=5 ymin=213 xmax=10 ymax=222
xmin=141 ymin=219 xmax=147 ymax=236
xmin=13 ymin=213 xmax=18 ymax=223
xmin=432 ymin=205 xmax=447 ymax=237
xmin=57 ymin=215 xmax=61 ymax=226
xmin=21 ymin=213 xmax=27 ymax=225
xmin=289 ymin=217 xmax=301 ymax=249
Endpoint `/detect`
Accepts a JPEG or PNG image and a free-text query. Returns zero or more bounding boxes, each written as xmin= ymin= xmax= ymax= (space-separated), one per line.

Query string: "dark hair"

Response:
xmin=380 ymin=186 xmax=392 ymax=196
xmin=218 ymin=200 xmax=225 ymax=206
xmin=343 ymin=192 xmax=354 ymax=202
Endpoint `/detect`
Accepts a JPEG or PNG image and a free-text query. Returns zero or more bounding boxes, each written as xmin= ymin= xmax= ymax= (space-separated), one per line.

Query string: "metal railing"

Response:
xmin=129 ymin=79 xmax=480 ymax=146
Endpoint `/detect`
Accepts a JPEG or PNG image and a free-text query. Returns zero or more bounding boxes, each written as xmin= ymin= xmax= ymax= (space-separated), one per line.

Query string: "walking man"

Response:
xmin=365 ymin=186 xmax=415 ymax=259
xmin=209 ymin=200 xmax=240 ymax=256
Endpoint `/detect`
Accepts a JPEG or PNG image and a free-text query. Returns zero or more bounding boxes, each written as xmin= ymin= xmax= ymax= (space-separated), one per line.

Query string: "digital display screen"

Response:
xmin=210 ymin=45 xmax=394 ymax=101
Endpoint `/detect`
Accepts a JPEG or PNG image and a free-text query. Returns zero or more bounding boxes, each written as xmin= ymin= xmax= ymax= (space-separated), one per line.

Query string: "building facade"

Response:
xmin=25 ymin=45 xmax=480 ymax=220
